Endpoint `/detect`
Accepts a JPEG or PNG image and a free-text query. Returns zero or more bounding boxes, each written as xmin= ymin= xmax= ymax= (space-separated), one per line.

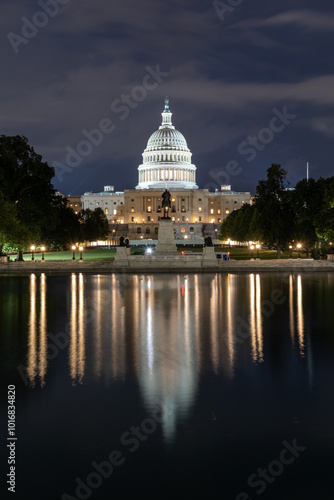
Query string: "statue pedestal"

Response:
xmin=155 ymin=219 xmax=178 ymax=255
xmin=202 ymin=246 xmax=217 ymax=266
xmin=114 ymin=246 xmax=130 ymax=266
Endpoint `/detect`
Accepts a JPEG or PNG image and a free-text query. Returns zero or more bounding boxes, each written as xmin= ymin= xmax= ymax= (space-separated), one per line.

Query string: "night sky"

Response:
xmin=1 ymin=0 xmax=334 ymax=196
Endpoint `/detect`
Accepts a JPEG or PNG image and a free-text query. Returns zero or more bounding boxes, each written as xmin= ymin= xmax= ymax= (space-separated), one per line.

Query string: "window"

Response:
xmin=181 ymin=226 xmax=186 ymax=233
xmin=190 ymin=227 xmax=194 ymax=234
xmin=114 ymin=202 xmax=117 ymax=205
xmin=96 ymin=202 xmax=100 ymax=205
xmin=146 ymin=227 xmax=150 ymax=234
xmin=234 ymin=201 xmax=237 ymax=204
xmin=147 ymin=216 xmax=151 ymax=222
xmin=199 ymin=198 xmax=202 ymax=201
xmin=120 ymin=202 xmax=123 ymax=205
xmin=131 ymin=207 xmax=134 ymax=212
xmin=105 ymin=208 xmax=108 ymax=215
xmin=218 ymin=218 xmax=221 ymax=223
xmin=147 ymin=206 xmax=152 ymax=212
xmin=181 ymin=207 xmax=186 ymax=212
xmin=131 ymin=217 xmax=134 ymax=222
xmin=105 ymin=202 xmax=108 ymax=205
xmin=182 ymin=216 xmax=185 ymax=222
xmin=199 ymin=207 xmax=202 ymax=212
xmin=199 ymin=216 xmax=202 ymax=222
xmin=137 ymin=227 xmax=141 ymax=234
xmin=154 ymin=227 xmax=158 ymax=234
xmin=210 ymin=209 xmax=214 ymax=214
xmin=217 ymin=209 xmax=221 ymax=214
xmin=113 ymin=209 xmax=117 ymax=215
xmin=131 ymin=199 xmax=134 ymax=202
xmin=226 ymin=209 xmax=230 ymax=214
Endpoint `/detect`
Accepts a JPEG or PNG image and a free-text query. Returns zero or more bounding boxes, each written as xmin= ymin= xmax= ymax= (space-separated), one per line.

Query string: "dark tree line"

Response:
xmin=0 ymin=135 xmax=109 ymax=254
xmin=220 ymin=164 xmax=334 ymax=258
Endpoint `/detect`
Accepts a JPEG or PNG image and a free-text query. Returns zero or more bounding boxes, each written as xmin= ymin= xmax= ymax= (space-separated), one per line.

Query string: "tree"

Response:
xmin=0 ymin=191 xmax=31 ymax=254
xmin=43 ymin=196 xmax=82 ymax=250
xmin=80 ymin=208 xmax=109 ymax=243
xmin=220 ymin=204 xmax=263 ymax=244
xmin=0 ymin=135 xmax=57 ymax=243
xmin=255 ymin=164 xmax=294 ymax=258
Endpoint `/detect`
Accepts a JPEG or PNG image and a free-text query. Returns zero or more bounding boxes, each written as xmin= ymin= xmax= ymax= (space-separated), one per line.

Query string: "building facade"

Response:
xmin=81 ymin=99 xmax=251 ymax=243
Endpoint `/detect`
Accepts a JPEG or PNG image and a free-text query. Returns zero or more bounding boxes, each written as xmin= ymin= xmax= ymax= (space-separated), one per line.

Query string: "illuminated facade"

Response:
xmin=80 ymin=99 xmax=251 ymax=241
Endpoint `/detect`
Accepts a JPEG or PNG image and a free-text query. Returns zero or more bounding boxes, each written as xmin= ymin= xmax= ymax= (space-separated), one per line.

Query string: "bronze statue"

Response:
xmin=161 ymin=189 xmax=171 ymax=219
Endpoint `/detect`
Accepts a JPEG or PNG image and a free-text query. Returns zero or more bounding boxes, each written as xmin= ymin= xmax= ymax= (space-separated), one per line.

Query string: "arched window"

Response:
xmin=190 ymin=227 xmax=194 ymax=234
xmin=137 ymin=227 xmax=141 ymax=234
xmin=181 ymin=227 xmax=186 ymax=234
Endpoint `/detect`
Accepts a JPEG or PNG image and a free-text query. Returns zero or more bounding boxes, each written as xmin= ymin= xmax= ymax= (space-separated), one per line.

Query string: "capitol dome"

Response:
xmin=136 ymin=98 xmax=198 ymax=190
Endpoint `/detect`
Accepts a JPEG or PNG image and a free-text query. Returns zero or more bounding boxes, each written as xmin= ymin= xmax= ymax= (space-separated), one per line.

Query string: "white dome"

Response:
xmin=136 ymin=98 xmax=198 ymax=190
xmin=146 ymin=128 xmax=189 ymax=152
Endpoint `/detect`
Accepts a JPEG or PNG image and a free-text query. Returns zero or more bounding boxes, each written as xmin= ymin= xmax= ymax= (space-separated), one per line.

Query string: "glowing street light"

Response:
xmin=250 ymin=244 xmax=254 ymax=260
xmin=41 ymin=246 xmax=46 ymax=261
xmin=289 ymin=245 xmax=293 ymax=258
xmin=71 ymin=245 xmax=76 ymax=260
xmin=79 ymin=246 xmax=83 ymax=261
xmin=256 ymin=244 xmax=260 ymax=259
xmin=297 ymin=243 xmax=302 ymax=259
xmin=30 ymin=245 xmax=35 ymax=261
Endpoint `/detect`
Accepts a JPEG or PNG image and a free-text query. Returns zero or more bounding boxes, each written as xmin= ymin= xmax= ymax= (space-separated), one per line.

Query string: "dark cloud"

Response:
xmin=1 ymin=0 xmax=334 ymax=194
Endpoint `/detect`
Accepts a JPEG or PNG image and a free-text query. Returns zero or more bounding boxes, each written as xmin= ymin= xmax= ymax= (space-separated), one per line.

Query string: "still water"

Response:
xmin=1 ymin=272 xmax=334 ymax=500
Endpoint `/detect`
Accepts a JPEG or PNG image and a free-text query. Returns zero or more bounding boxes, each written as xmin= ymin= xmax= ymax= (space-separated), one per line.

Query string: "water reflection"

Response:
xmin=288 ymin=274 xmax=305 ymax=357
xmin=27 ymin=274 xmax=47 ymax=387
xmin=25 ymin=272 xmax=312 ymax=431
xmin=249 ymin=274 xmax=263 ymax=363
xmin=69 ymin=274 xmax=85 ymax=385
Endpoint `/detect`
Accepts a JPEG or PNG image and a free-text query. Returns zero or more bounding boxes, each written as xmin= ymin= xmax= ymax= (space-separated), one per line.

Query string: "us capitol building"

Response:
xmin=71 ymin=98 xmax=251 ymax=244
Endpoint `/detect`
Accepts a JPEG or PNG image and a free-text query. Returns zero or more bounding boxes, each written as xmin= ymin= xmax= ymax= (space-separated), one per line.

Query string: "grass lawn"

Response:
xmin=9 ymin=248 xmax=117 ymax=262
xmin=7 ymin=246 xmax=308 ymax=261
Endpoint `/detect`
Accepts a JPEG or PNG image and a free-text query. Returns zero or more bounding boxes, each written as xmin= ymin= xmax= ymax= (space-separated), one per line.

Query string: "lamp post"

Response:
xmin=250 ymin=245 xmax=254 ymax=260
xmin=289 ymin=245 xmax=293 ymax=258
xmin=79 ymin=246 xmax=83 ymax=261
xmin=30 ymin=245 xmax=35 ymax=261
xmin=41 ymin=246 xmax=45 ymax=261
xmin=71 ymin=245 xmax=76 ymax=260
xmin=256 ymin=244 xmax=260 ymax=259
xmin=297 ymin=243 xmax=301 ymax=259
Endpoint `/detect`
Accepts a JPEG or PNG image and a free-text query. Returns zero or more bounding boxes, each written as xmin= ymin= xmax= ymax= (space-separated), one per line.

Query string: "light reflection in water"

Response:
xmin=288 ymin=274 xmax=305 ymax=357
xmin=249 ymin=274 xmax=263 ymax=363
xmin=69 ymin=273 xmax=86 ymax=384
xmin=27 ymin=274 xmax=47 ymax=387
xmin=297 ymin=275 xmax=305 ymax=357
xmin=26 ymin=273 xmax=311 ymax=423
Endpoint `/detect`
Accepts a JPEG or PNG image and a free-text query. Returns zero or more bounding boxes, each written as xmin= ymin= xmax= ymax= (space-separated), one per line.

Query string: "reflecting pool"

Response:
xmin=1 ymin=272 xmax=334 ymax=499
